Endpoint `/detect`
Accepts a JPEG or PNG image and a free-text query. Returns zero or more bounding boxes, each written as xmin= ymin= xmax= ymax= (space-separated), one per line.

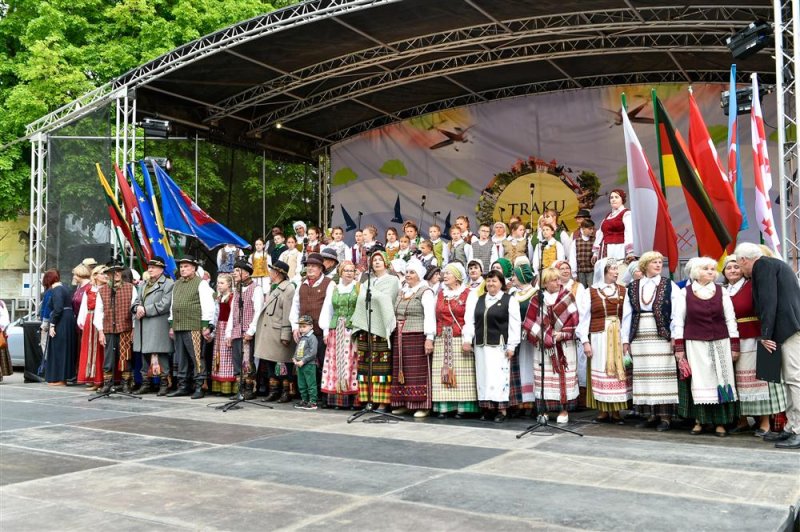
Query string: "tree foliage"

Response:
xmin=0 ymin=0 xmax=309 ymax=234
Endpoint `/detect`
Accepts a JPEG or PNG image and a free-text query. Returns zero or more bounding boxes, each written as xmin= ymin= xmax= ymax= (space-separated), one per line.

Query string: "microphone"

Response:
xmin=421 ymin=195 xmax=427 ymax=207
xmin=358 ymin=211 xmax=364 ymax=216
xmin=433 ymin=211 xmax=441 ymax=216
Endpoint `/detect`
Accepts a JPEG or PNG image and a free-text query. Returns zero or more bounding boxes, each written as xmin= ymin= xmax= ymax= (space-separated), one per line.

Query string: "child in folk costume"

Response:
xmin=467 ymin=260 xmax=485 ymax=293
xmin=385 ymin=227 xmax=400 ymax=261
xmin=503 ymin=221 xmax=529 ymax=266
xmin=447 ymin=225 xmax=473 ymax=266
xmin=350 ymin=230 xmax=367 ymax=273
xmin=432 ymin=262 xmax=479 ymax=418
xmin=305 ymin=227 xmax=322 ymax=255
xmin=361 ymin=225 xmax=384 ymax=257
xmin=576 ymin=258 xmax=632 ymax=424
xmin=210 ymin=274 xmax=237 ymax=395
xmin=418 ymin=240 xmax=438 ymax=269
xmin=249 ymin=238 xmax=270 ymax=291
xmin=270 ymin=232 xmax=288 ymax=264
xmin=328 ymin=226 xmax=350 ymax=263
xmin=522 ymin=267 xmax=580 ymax=424
xmin=570 ymin=218 xmax=596 ymax=288
xmin=531 ymin=223 xmax=565 ymax=274
xmin=530 ymin=208 xmax=573 ymax=259
xmin=396 ymin=236 xmax=413 ymax=262
xmin=428 ymin=224 xmax=448 ymax=266
xmin=403 ymin=221 xmax=421 ymax=252
xmin=471 ymin=223 xmax=494 ymax=273
xmin=279 ymin=235 xmax=301 ymax=284
xmin=455 ymin=215 xmax=478 ymax=244
xmin=293 ymin=315 xmax=319 ymax=410
xmin=217 ymin=244 xmax=243 ymax=274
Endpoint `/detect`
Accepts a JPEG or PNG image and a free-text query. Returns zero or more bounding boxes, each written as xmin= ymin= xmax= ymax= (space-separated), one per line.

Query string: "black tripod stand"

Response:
xmin=215 ymin=276 xmax=272 ymax=412
xmin=348 ymin=263 xmax=402 ymax=424
xmin=517 ymin=184 xmax=580 ymax=439
xmin=90 ymin=266 xmax=140 ymax=402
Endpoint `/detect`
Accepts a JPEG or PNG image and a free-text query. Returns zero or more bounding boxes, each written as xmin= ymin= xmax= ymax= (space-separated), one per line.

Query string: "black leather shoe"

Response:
xmin=167 ymin=388 xmax=190 ymax=397
xmin=191 ymin=388 xmax=205 ymax=400
xmin=775 ymin=433 xmax=800 ymax=449
xmin=635 ymin=418 xmax=659 ymax=429
xmin=765 ymin=430 xmax=793 ymax=442
xmin=133 ymin=383 xmax=151 ymax=395
xmin=437 ymin=413 xmax=447 ymax=419
xmin=656 ymin=421 xmax=671 ymax=432
xmin=494 ymin=413 xmax=507 ymax=423
xmin=277 ymin=392 xmax=291 ymax=403
xmin=263 ymin=391 xmax=281 ymax=402
xmin=157 ymin=383 xmax=169 ymax=396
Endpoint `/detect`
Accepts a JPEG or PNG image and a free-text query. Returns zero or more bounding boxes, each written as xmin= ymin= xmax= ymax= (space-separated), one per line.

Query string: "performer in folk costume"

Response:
xmin=95 ymin=262 xmax=137 ymax=394
xmin=0 ymin=300 xmax=12 ymax=382
xmin=290 ymin=253 xmax=334 ymax=403
xmin=217 ymin=244 xmax=243 ymax=274
xmin=418 ymin=240 xmax=438 ymax=269
xmin=249 ymin=238 xmax=270 ymax=291
xmin=455 ymin=215 xmax=478 ymax=244
xmin=350 ymin=251 xmax=400 ymax=412
xmin=328 ymin=226 xmax=350 ymax=263
xmin=70 ymin=263 xmax=92 ymax=341
xmin=132 ymin=257 xmax=175 ymax=396
xmin=491 ymin=258 xmax=514 ymax=291
xmin=503 ymin=222 xmax=529 ymax=266
xmin=293 ymin=221 xmax=308 ymax=249
xmin=428 ymin=224 xmax=449 ymax=266
xmin=471 ymin=223 xmax=493 ymax=273
xmin=432 ymin=262 xmax=479 ymax=418
xmin=511 ymin=259 xmax=537 ymax=413
xmin=293 ymin=315 xmax=320 ymax=409
xmin=224 ymin=260 xmax=264 ymax=400
xmin=570 ymin=213 xmax=596 ymax=288
xmin=530 ymin=208 xmax=573 ymax=259
xmin=403 ymin=221 xmax=422 ymax=252
xmin=390 ymin=258 xmax=436 ymax=418
xmin=621 ymin=251 xmax=681 ymax=432
xmin=531 ymin=223 xmax=565 ymax=273
xmin=447 ymin=225 xmax=473 ymax=267
xmin=320 ymin=247 xmax=340 ymax=281
xmin=467 ymin=259 xmax=485 ymax=293
xmin=522 ymin=267 xmax=580 ymax=424
xmin=385 ymin=227 xmax=400 ymax=261
xmin=320 ymin=260 xmax=360 ymax=408
xmin=270 ymin=231 xmax=288 ymax=264
xmin=592 ymin=189 xmax=634 ymax=263
xmin=462 ymin=270 xmax=521 ymax=423
xmin=722 ymin=255 xmax=787 ymax=437
xmin=168 ymin=256 xmax=215 ymax=398
xmin=254 ymin=260 xmax=296 ymax=403
xmin=490 ymin=221 xmax=508 ymax=265
xmin=577 ymin=258 xmax=632 ymax=424
xmin=76 ymin=265 xmax=108 ymax=390
xmin=360 ymin=225 xmax=385 ymax=263
xmin=279 ymin=235 xmax=301 ymax=283
xmin=396 ymin=236 xmax=413 ymax=262
xmin=210 ymin=274 xmax=236 ymax=395
xmin=673 ymin=257 xmax=740 ymax=437
xmin=350 ymin=230 xmax=367 ymax=273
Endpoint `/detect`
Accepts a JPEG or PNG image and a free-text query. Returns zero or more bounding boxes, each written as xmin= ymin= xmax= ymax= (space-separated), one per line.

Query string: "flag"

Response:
xmin=96 ymin=163 xmax=137 ymax=260
xmin=621 ymin=98 xmax=679 ymax=272
xmin=128 ymin=163 xmax=177 ymax=277
xmin=688 ymin=91 xmax=742 ymax=255
xmin=139 ymin=160 xmax=174 ymax=259
xmin=728 ymin=65 xmax=749 ymax=230
xmin=655 ymin=96 xmax=732 ymax=260
xmin=114 ymin=164 xmax=153 ymax=262
xmin=657 ymin=121 xmax=682 ymax=187
xmin=153 ymin=162 xmax=250 ymax=250
xmin=750 ymin=74 xmax=781 ymax=254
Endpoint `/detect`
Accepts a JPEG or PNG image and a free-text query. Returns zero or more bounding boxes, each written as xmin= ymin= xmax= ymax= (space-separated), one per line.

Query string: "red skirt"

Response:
xmin=76 ymin=313 xmax=103 ymax=385
xmin=390 ymin=329 xmax=432 ymax=410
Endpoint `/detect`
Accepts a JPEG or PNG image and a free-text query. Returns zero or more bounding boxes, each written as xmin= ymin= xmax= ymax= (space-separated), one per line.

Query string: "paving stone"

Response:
xmin=240 ymin=431 xmax=507 ymax=469
xmin=0 ymin=445 xmax=113 ymax=486
xmin=0 ymin=400 xmax=134 ymax=431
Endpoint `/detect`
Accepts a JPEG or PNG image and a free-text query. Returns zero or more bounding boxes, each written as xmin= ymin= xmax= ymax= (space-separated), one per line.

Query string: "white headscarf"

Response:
xmin=620 ymin=260 xmax=640 ymax=286
xmin=592 ymin=257 xmax=618 ymax=288
xmin=443 ymin=262 xmax=467 ymax=287
xmin=405 ymin=257 xmax=427 ymax=280
xmin=293 ymin=220 xmax=307 ymax=232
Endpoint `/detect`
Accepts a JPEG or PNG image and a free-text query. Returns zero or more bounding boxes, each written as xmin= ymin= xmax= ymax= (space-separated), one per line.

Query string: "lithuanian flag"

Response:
xmin=657 ymin=124 xmax=682 ymax=187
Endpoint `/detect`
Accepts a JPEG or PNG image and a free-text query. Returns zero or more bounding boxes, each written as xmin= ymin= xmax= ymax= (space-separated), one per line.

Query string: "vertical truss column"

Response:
xmin=27 ymin=132 xmax=47 ymax=318
xmin=113 ymin=88 xmax=136 ymax=263
xmin=318 ymin=150 xmax=331 ymax=229
xmin=774 ymin=0 xmax=800 ymax=275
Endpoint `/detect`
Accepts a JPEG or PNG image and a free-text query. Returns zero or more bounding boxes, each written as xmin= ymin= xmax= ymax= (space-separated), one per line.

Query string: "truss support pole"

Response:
xmin=113 ymin=88 xmax=136 ymax=265
xmin=774 ymin=0 xmax=800 ymax=276
xmin=27 ymin=132 xmax=48 ymax=319
xmin=318 ymin=149 xmax=331 ymax=230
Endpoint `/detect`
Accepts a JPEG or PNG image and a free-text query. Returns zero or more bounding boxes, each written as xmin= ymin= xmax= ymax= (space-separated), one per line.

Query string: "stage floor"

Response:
xmin=1 ymin=373 xmax=798 ymax=531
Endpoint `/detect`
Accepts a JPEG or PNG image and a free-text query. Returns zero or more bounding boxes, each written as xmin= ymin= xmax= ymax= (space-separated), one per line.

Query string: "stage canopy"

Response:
xmin=28 ymin=0 xmax=779 ymax=160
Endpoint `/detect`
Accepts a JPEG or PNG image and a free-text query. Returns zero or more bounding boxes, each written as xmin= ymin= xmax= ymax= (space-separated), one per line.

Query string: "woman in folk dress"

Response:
xmin=321 ymin=260 xmax=360 ymax=408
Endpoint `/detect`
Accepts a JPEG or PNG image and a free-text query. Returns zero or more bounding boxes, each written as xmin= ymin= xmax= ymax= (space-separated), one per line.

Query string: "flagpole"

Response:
xmin=651 ymin=88 xmax=668 ymax=197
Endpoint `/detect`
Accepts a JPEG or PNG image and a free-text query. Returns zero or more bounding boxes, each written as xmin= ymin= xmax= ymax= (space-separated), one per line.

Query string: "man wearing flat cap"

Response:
xmin=132 ymin=256 xmax=174 ymax=395
xmin=168 ymin=255 xmax=215 ymax=398
xmin=320 ymin=247 xmax=340 ymax=281
xmin=95 ymin=262 xmax=138 ymax=394
xmin=224 ymin=259 xmax=264 ymax=399
xmin=290 ymin=252 xmax=334 ymax=404
xmin=254 ymin=260 xmax=296 ymax=402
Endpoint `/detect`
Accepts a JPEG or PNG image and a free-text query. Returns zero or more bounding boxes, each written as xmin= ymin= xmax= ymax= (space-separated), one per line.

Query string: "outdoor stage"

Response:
xmin=1 ymin=374 xmax=797 ymax=531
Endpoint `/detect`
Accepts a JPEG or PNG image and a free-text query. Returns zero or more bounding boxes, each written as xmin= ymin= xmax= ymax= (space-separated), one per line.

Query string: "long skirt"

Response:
xmin=735 ymin=337 xmax=783 ymax=415
xmin=536 ymin=340 xmax=579 ymax=412
xmin=211 ymin=320 xmax=236 ymax=394
xmin=76 ymin=312 xmax=104 ymax=385
xmin=431 ymin=328 xmax=479 ymax=414
xmin=356 ymin=332 xmax=392 ymax=404
xmin=517 ymin=341 xmax=537 ymax=403
xmin=321 ymin=321 xmax=358 ymax=408
xmin=46 ymin=310 xmax=77 ymax=383
xmin=390 ymin=330 xmax=431 ymax=410
xmin=630 ymin=313 xmax=678 ymax=410
xmin=0 ymin=340 xmax=12 ymax=381
xmin=586 ymin=324 xmax=632 ymax=410
xmin=475 ymin=344 xmax=510 ymax=408
xmin=685 ymin=338 xmax=738 ymax=404
xmin=678 ymin=378 xmax=740 ymax=424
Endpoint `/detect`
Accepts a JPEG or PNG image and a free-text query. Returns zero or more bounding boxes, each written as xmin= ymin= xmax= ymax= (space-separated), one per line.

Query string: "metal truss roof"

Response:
xmin=27 ymin=0 xmax=778 ymax=160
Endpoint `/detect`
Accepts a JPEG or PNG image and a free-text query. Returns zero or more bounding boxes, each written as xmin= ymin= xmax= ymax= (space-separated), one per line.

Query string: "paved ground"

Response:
xmin=1 ymin=373 xmax=798 ymax=531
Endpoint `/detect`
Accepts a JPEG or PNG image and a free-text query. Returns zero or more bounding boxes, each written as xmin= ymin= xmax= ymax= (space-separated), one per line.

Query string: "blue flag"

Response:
xmin=153 ymin=162 xmax=250 ymax=251
xmin=128 ymin=164 xmax=177 ymax=277
xmin=728 ymin=64 xmax=750 ymax=231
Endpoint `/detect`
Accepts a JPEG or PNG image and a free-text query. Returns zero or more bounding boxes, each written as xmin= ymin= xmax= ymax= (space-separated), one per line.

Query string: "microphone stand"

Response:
xmin=418 ymin=195 xmax=426 ymax=231
xmin=348 ymin=261 xmax=402 ymax=423
xmin=215 ymin=276 xmax=272 ymax=412
xmin=357 ymin=212 xmax=363 ymax=231
xmin=517 ymin=184 xmax=581 ymax=439
xmin=90 ymin=269 xmax=140 ymax=401
xmin=432 ymin=211 xmax=441 ymax=229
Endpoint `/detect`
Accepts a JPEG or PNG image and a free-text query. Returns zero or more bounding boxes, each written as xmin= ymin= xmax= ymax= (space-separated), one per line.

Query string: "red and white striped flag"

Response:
xmin=750 ymin=73 xmax=781 ymax=254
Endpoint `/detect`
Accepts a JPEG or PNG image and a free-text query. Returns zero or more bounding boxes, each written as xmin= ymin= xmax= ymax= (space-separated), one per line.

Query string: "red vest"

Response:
xmin=436 ymin=289 xmax=469 ymax=336
xmin=730 ymin=281 xmax=760 ymax=339
xmin=601 ymin=208 xmax=627 ymax=244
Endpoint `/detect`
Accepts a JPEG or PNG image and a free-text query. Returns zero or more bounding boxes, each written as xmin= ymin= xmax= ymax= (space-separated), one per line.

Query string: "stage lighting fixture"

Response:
xmin=144 ymin=156 xmax=172 ymax=173
xmin=141 ymin=118 xmax=171 ymax=138
xmin=720 ymin=84 xmax=773 ymax=116
xmin=726 ymin=21 xmax=773 ymax=60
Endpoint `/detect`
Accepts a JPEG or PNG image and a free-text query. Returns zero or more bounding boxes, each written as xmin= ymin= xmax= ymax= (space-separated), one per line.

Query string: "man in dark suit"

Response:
xmin=736 ymin=242 xmax=800 ymax=449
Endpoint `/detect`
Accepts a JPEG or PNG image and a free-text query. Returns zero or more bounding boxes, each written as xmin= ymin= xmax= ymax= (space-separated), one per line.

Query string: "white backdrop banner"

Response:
xmin=331 ymin=83 xmax=779 ymax=258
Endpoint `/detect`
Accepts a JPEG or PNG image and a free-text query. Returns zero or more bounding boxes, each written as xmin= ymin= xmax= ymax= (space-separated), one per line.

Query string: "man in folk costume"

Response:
xmin=290 ymin=252 xmax=334 ymax=404
xmin=95 ymin=262 xmax=137 ymax=394
xmin=168 ymin=256 xmax=215 ymax=399
xmin=132 ymin=257 xmax=175 ymax=396
xmin=320 ymin=247 xmax=340 ymax=281
xmin=225 ymin=260 xmax=264 ymax=400
xmin=570 ymin=211 xmax=596 ymax=287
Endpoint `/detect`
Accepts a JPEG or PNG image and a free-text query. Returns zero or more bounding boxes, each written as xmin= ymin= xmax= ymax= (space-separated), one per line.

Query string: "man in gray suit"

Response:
xmin=736 ymin=242 xmax=800 ymax=449
xmin=132 ymin=256 xmax=175 ymax=396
